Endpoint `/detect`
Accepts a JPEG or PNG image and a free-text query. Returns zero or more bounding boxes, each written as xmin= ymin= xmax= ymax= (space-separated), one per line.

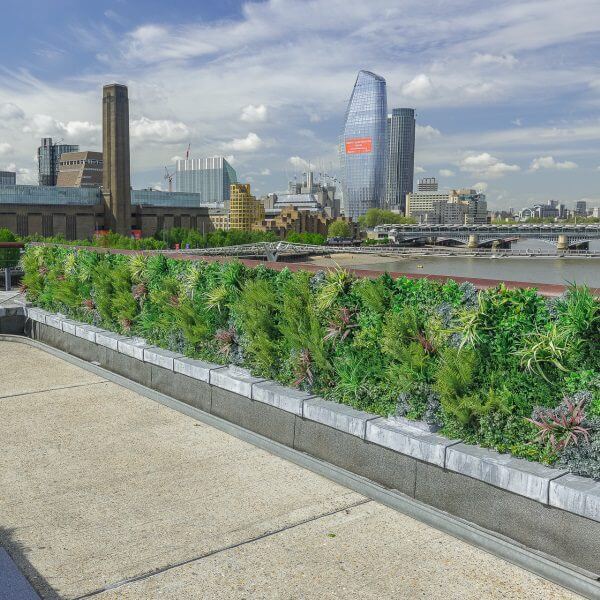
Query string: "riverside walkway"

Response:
xmin=0 ymin=339 xmax=579 ymax=599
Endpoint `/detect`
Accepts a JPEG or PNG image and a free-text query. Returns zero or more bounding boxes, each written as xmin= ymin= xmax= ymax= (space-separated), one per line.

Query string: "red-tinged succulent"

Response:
xmin=324 ymin=307 xmax=358 ymax=343
xmin=120 ymin=318 xmax=133 ymax=332
xmin=131 ymin=283 xmax=147 ymax=300
xmin=82 ymin=298 xmax=95 ymax=311
xmin=293 ymin=348 xmax=314 ymax=388
xmin=38 ymin=266 xmax=49 ymax=276
xmin=526 ymin=398 xmax=591 ymax=451
xmin=215 ymin=326 xmax=237 ymax=357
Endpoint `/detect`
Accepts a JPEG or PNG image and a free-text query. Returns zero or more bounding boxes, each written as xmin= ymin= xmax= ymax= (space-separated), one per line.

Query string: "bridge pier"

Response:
xmin=467 ymin=234 xmax=479 ymax=249
xmin=556 ymin=235 xmax=569 ymax=251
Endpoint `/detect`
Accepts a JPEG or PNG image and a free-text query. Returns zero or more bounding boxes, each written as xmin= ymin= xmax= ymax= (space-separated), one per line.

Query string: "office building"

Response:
xmin=406 ymin=188 xmax=487 ymax=224
xmin=56 ymin=151 xmax=103 ymax=187
xmin=38 ymin=138 xmax=79 ymax=186
xmin=417 ymin=177 xmax=438 ymax=192
xmin=386 ymin=108 xmax=415 ymax=212
xmin=102 ymin=83 xmax=131 ymax=236
xmin=0 ymin=171 xmax=16 ymax=186
xmin=175 ymin=157 xmax=237 ymax=205
xmin=340 ymin=70 xmax=388 ymax=219
xmin=575 ymin=200 xmax=588 ymax=216
xmin=276 ymin=171 xmax=340 ymax=218
xmin=518 ymin=200 xmax=564 ymax=221
xmin=229 ymin=183 xmax=265 ymax=231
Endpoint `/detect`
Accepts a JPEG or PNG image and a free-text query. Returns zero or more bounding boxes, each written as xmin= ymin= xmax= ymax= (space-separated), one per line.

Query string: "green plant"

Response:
xmin=327 ymin=220 xmax=352 ymax=238
xmin=517 ymin=324 xmax=570 ymax=382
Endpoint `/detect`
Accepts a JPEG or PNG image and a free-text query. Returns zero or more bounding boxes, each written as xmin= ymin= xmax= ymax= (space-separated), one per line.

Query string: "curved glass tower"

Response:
xmin=340 ymin=70 xmax=387 ymax=219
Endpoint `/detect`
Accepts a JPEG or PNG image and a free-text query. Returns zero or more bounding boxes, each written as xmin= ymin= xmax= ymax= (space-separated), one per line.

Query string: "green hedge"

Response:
xmin=0 ymin=228 xmax=20 ymax=268
xmin=22 ymin=245 xmax=600 ymax=473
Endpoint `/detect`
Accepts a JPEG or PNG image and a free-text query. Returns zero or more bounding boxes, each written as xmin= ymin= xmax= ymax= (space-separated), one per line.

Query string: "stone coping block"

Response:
xmin=252 ymin=381 xmax=314 ymax=416
xmin=366 ymin=418 xmax=460 ymax=467
xmin=174 ymin=357 xmax=221 ymax=383
xmin=61 ymin=319 xmax=79 ymax=336
xmin=390 ymin=415 xmax=441 ymax=434
xmin=45 ymin=313 xmax=64 ymax=329
xmin=445 ymin=443 xmax=567 ymax=504
xmin=303 ymin=398 xmax=377 ymax=438
xmin=117 ymin=337 xmax=150 ymax=361
xmin=75 ymin=324 xmax=103 ymax=343
xmin=25 ymin=307 xmax=50 ymax=323
xmin=550 ymin=474 xmax=600 ymax=523
xmin=96 ymin=331 xmax=128 ymax=351
xmin=143 ymin=347 xmax=184 ymax=371
xmin=209 ymin=366 xmax=265 ymax=397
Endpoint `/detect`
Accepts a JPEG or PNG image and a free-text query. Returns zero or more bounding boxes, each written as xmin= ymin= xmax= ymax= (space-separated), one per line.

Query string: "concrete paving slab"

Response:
xmin=0 ymin=341 xmax=581 ymax=600
xmin=96 ymin=502 xmax=579 ymax=600
xmin=0 ymin=341 xmax=105 ymax=398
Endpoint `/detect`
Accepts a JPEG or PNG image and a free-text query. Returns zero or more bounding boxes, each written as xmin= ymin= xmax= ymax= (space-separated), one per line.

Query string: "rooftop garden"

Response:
xmin=21 ymin=245 xmax=600 ymax=478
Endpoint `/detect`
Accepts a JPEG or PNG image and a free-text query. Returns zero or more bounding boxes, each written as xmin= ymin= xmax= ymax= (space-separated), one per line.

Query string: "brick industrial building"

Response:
xmin=0 ymin=84 xmax=211 ymax=239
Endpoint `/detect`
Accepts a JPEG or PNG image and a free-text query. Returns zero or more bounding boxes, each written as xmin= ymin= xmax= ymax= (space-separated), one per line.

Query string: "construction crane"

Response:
xmin=164 ymin=167 xmax=175 ymax=193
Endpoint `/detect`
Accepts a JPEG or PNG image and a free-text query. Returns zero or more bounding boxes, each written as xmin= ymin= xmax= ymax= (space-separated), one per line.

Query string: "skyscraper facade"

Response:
xmin=102 ymin=83 xmax=131 ymax=235
xmin=386 ymin=108 xmax=415 ymax=212
xmin=175 ymin=156 xmax=237 ymax=205
xmin=37 ymin=138 xmax=79 ymax=186
xmin=340 ymin=70 xmax=388 ymax=219
xmin=0 ymin=171 xmax=16 ymax=186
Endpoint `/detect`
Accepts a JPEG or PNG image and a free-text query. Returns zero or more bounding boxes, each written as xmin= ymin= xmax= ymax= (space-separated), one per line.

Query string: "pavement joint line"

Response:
xmin=0 ymin=380 xmax=108 ymax=401
xmin=2 ymin=335 xmax=600 ymax=599
xmin=73 ymin=498 xmax=372 ymax=599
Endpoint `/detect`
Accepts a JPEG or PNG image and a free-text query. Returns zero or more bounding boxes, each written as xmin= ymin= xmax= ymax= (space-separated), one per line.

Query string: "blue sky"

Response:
xmin=1 ymin=0 xmax=600 ymax=210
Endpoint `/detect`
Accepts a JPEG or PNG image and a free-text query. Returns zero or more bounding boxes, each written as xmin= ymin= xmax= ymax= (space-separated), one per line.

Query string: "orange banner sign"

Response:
xmin=345 ymin=137 xmax=372 ymax=154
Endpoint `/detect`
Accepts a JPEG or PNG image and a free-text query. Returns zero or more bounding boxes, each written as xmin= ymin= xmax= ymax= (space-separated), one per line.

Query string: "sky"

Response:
xmin=1 ymin=0 xmax=600 ymax=210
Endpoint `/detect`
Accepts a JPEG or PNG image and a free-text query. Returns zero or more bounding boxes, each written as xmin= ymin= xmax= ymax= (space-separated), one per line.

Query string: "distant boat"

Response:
xmin=416 ymin=264 xmax=423 ymax=269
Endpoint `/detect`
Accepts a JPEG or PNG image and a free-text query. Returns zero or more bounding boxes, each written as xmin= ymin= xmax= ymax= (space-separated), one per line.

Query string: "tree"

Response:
xmin=358 ymin=208 xmax=416 ymax=229
xmin=327 ymin=220 xmax=352 ymax=238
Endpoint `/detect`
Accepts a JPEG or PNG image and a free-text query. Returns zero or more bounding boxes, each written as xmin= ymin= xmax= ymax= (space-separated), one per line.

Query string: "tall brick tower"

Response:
xmin=102 ymin=83 xmax=131 ymax=235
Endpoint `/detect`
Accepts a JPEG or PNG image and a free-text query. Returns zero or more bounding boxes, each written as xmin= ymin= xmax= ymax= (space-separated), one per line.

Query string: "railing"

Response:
xmin=0 ymin=242 xmax=25 ymax=291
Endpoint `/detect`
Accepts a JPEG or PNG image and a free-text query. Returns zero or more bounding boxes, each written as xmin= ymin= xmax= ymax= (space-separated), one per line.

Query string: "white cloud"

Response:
xmin=459 ymin=152 xmax=520 ymax=178
xmin=439 ymin=169 xmax=455 ymax=177
xmin=472 ymin=182 xmax=489 ymax=192
xmin=414 ymin=166 xmax=426 ymax=174
xmin=171 ymin=155 xmax=184 ymax=163
xmin=130 ymin=117 xmax=190 ymax=143
xmin=22 ymin=114 xmax=101 ymax=143
xmin=416 ymin=124 xmax=441 ymax=139
xmin=260 ymin=168 xmax=271 ymax=175
xmin=0 ymin=143 xmax=13 ymax=156
xmin=511 ymin=118 xmax=523 ymax=126
xmin=472 ymin=53 xmax=518 ymax=67
xmin=529 ymin=155 xmax=578 ymax=170
xmin=62 ymin=121 xmax=101 ymax=137
xmin=402 ymin=74 xmax=433 ymax=99
xmin=240 ymin=104 xmax=267 ymax=122
xmin=224 ymin=155 xmax=237 ymax=165
xmin=223 ymin=132 xmax=263 ymax=152
xmin=0 ymin=103 xmax=25 ymax=120
xmin=288 ymin=156 xmax=310 ymax=169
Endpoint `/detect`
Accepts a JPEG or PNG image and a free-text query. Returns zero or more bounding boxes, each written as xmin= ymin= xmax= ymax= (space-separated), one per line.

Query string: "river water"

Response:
xmin=350 ymin=239 xmax=600 ymax=287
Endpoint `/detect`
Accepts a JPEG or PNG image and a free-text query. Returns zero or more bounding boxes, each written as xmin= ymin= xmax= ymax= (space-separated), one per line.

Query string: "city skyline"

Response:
xmin=1 ymin=0 xmax=600 ymax=209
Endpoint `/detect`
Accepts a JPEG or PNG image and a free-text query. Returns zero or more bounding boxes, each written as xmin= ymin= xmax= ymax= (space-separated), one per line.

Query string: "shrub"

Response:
xmin=0 ymin=228 xmax=19 ymax=269
xmin=21 ymin=245 xmax=600 ymax=471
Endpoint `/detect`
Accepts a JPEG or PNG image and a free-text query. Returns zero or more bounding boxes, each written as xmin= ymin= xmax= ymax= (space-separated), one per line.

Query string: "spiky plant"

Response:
xmin=324 ymin=307 xmax=358 ymax=343
xmin=315 ymin=268 xmax=354 ymax=312
xmin=517 ymin=324 xmax=570 ymax=382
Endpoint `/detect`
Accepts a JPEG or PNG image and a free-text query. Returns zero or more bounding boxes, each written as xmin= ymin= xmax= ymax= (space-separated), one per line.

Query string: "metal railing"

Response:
xmin=0 ymin=242 xmax=25 ymax=291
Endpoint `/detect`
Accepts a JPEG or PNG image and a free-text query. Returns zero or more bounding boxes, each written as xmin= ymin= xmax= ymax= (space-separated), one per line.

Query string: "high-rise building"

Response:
xmin=229 ymin=183 xmax=265 ymax=231
xmin=56 ymin=151 xmax=103 ymax=188
xmin=417 ymin=177 xmax=438 ymax=192
xmin=37 ymin=138 xmax=79 ymax=186
xmin=102 ymin=83 xmax=131 ymax=235
xmin=175 ymin=157 xmax=237 ymax=205
xmin=575 ymin=200 xmax=587 ymax=216
xmin=0 ymin=171 xmax=16 ymax=186
xmin=386 ymin=108 xmax=415 ymax=212
xmin=340 ymin=70 xmax=388 ymax=219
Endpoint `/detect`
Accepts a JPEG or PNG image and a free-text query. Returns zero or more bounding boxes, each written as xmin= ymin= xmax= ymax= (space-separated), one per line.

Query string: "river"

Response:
xmin=341 ymin=239 xmax=600 ymax=287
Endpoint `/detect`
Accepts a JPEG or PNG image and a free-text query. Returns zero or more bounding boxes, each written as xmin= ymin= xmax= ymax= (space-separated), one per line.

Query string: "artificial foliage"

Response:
xmin=21 ymin=245 xmax=600 ymax=475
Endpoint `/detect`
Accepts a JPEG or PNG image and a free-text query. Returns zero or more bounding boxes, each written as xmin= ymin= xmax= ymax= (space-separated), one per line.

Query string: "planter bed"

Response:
xmin=2 ymin=304 xmax=598 ymax=578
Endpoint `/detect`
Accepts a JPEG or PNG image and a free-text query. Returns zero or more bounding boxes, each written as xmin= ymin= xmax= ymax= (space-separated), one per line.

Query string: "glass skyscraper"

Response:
xmin=175 ymin=156 xmax=237 ymax=205
xmin=386 ymin=108 xmax=415 ymax=213
xmin=37 ymin=138 xmax=79 ymax=186
xmin=340 ymin=70 xmax=388 ymax=219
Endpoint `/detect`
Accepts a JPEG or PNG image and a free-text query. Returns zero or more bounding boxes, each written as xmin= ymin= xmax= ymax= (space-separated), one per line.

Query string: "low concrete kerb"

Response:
xmin=18 ymin=306 xmax=600 ymax=525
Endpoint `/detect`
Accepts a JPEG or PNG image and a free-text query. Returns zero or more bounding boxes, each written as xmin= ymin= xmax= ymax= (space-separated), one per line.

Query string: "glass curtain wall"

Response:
xmin=339 ymin=71 xmax=387 ymax=219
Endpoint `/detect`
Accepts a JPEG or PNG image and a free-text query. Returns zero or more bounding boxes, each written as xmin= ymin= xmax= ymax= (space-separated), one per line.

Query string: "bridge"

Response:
xmin=374 ymin=224 xmax=600 ymax=249
xmin=171 ymin=241 xmax=600 ymax=262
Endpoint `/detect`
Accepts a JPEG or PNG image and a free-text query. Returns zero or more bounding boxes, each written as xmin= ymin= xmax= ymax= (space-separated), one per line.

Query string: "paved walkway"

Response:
xmin=0 ymin=341 xmax=579 ymax=599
